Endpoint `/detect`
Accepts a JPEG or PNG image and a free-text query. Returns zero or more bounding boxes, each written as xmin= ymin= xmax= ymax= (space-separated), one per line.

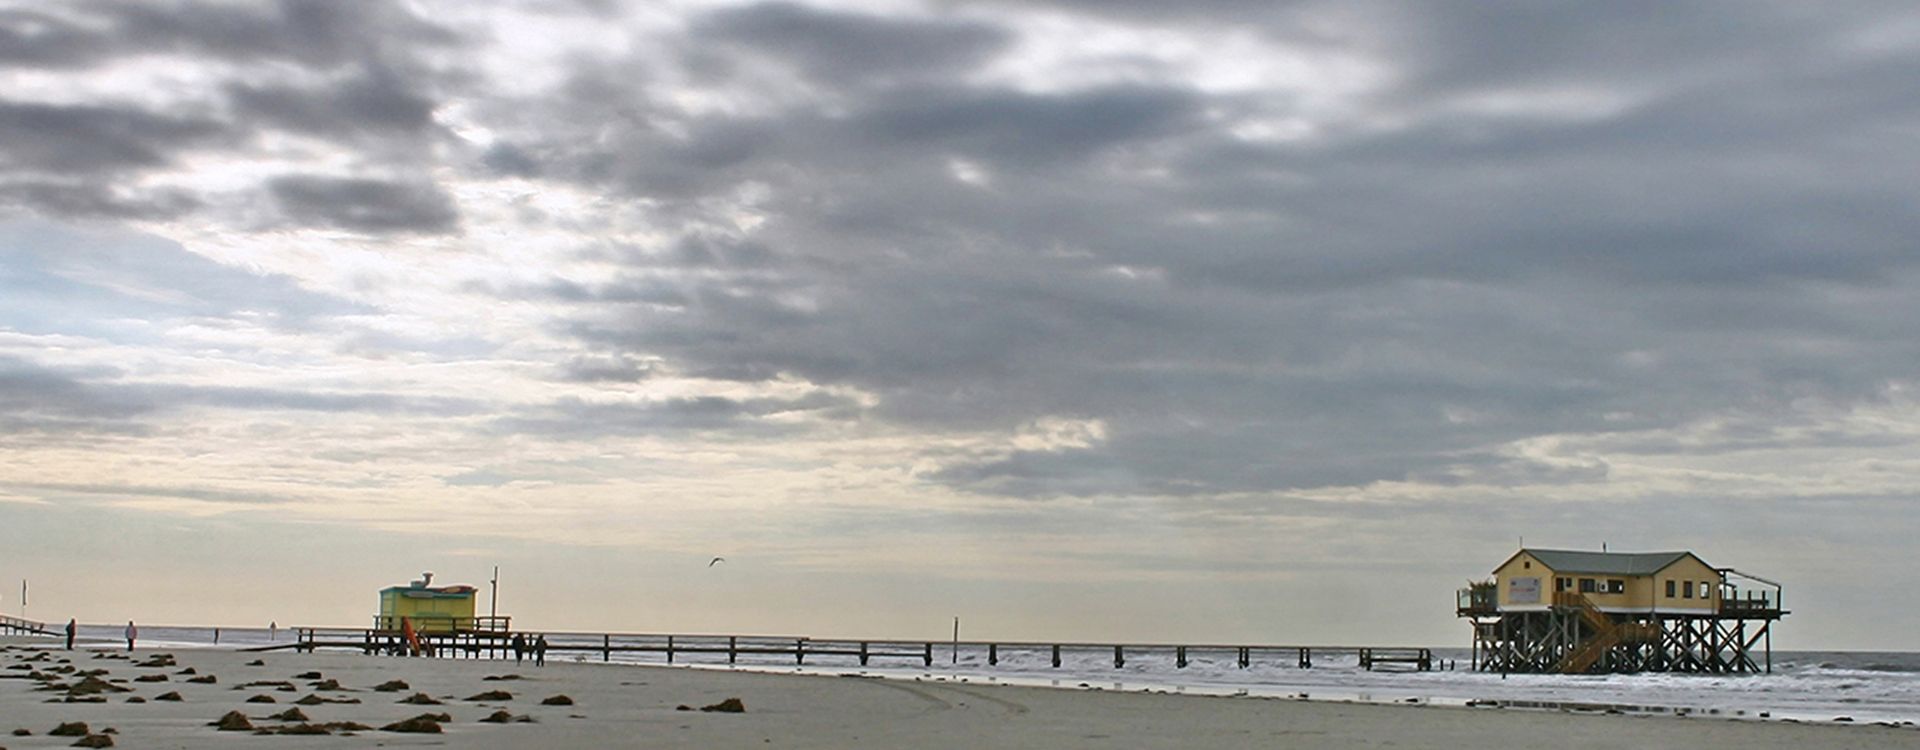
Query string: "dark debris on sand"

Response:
xmin=49 ymin=722 xmax=90 ymax=737
xmin=372 ymin=679 xmax=409 ymax=692
xmin=210 ymin=711 xmax=253 ymax=732
xmin=397 ymin=692 xmax=443 ymax=705
xmin=540 ymin=694 xmax=573 ymax=706
xmin=380 ymin=714 xmax=450 ymax=734
xmin=700 ymin=697 xmax=747 ymax=713
xmin=69 ymin=733 xmax=113 ymax=748
xmin=466 ymin=690 xmax=512 ymax=702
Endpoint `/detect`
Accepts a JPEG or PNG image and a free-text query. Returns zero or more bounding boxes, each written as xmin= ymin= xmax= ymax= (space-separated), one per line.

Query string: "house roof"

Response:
xmin=379 ymin=585 xmax=477 ymax=599
xmin=1506 ymin=549 xmax=1700 ymax=576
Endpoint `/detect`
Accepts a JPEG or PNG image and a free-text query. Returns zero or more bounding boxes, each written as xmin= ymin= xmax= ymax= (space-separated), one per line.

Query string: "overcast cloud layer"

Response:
xmin=2 ymin=0 xmax=1918 ymax=646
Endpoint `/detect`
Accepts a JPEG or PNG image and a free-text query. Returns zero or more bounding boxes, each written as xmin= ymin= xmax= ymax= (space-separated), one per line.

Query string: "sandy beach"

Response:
xmin=2 ymin=637 xmax=1914 ymax=749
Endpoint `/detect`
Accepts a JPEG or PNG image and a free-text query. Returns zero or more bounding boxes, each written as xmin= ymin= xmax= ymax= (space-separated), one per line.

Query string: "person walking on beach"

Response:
xmin=534 ymin=634 xmax=548 ymax=667
xmin=511 ymin=633 xmax=527 ymax=665
xmin=124 ymin=621 xmax=137 ymax=652
xmin=64 ymin=618 xmax=76 ymax=650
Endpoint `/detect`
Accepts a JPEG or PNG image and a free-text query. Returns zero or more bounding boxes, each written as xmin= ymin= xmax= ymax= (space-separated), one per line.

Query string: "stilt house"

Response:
xmin=1458 ymin=548 xmax=1784 ymax=674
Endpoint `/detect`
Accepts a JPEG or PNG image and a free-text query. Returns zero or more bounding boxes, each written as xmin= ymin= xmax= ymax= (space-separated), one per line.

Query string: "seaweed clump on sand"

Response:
xmin=381 ymin=713 xmax=450 ymax=734
xmin=701 ymin=697 xmax=747 ymax=713
xmin=210 ymin=711 xmax=253 ymax=732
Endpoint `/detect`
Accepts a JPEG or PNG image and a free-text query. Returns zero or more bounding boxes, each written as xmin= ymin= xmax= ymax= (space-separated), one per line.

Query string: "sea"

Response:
xmin=62 ymin=624 xmax=1920 ymax=726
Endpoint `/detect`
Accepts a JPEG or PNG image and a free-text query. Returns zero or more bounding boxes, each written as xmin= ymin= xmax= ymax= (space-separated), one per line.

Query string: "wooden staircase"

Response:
xmin=1553 ymin=593 xmax=1657 ymax=674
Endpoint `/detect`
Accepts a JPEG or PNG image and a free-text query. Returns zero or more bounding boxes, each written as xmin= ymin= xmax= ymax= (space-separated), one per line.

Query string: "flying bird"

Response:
xmin=708 ymin=557 xmax=725 ymax=567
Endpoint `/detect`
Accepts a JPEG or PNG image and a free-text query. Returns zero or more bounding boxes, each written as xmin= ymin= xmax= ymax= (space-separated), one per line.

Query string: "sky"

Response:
xmin=1 ymin=0 xmax=1917 ymax=650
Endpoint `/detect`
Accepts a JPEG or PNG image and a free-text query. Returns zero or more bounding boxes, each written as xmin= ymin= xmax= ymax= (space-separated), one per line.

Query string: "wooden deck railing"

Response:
xmin=0 ymin=614 xmax=53 ymax=636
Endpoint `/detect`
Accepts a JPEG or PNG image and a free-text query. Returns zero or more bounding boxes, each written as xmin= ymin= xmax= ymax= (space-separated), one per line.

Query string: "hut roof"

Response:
xmin=1509 ymin=549 xmax=1699 ymax=576
xmin=380 ymin=585 xmax=477 ymax=599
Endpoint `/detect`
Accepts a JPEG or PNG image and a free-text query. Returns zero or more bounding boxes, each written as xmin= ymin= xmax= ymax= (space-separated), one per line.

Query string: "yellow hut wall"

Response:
xmin=1493 ymin=551 xmax=1723 ymax=613
xmin=379 ymin=590 xmax=476 ymax=632
xmin=1653 ymin=555 xmax=1720 ymax=612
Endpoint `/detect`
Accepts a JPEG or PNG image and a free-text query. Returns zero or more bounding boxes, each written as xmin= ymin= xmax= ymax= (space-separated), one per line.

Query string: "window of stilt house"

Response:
xmin=1666 ymin=580 xmax=1676 ymax=598
xmin=1607 ymin=579 xmax=1625 ymax=594
xmin=1682 ymin=580 xmax=1693 ymax=599
xmin=1579 ymin=578 xmax=1596 ymax=593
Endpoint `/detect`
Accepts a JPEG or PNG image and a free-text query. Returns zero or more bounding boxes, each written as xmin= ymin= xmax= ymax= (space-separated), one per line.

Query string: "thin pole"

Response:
xmin=489 ymin=566 xmax=499 ymax=623
xmin=951 ymin=617 xmax=959 ymax=665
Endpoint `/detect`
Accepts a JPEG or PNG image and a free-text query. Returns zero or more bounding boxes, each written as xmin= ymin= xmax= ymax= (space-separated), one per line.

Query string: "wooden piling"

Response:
xmin=1176 ymin=646 xmax=1187 ymax=668
xmin=988 ymin=643 xmax=998 ymax=665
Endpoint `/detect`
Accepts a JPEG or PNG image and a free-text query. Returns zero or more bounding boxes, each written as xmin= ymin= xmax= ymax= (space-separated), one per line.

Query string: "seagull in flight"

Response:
xmin=708 ymin=557 xmax=726 ymax=567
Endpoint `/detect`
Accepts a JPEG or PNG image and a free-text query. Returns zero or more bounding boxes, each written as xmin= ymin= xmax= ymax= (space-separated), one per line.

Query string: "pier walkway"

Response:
xmin=288 ymin=627 xmax=1440 ymax=672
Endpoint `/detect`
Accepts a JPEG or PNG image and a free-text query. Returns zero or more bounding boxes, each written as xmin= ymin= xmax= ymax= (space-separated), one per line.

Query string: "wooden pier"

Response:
xmin=288 ymin=627 xmax=1438 ymax=672
xmin=0 ymin=615 xmax=54 ymax=637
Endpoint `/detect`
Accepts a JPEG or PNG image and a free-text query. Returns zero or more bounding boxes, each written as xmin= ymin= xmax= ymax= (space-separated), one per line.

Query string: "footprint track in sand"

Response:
xmin=863 ymin=679 xmax=1031 ymax=716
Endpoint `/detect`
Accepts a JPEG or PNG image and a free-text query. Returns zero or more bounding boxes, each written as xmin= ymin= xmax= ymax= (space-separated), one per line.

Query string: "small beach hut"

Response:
xmin=376 ymin=573 xmax=478 ymax=633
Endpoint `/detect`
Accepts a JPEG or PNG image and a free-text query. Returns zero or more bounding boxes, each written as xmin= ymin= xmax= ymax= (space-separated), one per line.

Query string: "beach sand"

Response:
xmin=3 ymin=638 xmax=1915 ymax=749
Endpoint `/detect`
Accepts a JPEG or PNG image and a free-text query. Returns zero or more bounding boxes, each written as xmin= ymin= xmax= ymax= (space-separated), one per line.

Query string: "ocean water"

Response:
xmin=57 ymin=624 xmax=1920 ymax=725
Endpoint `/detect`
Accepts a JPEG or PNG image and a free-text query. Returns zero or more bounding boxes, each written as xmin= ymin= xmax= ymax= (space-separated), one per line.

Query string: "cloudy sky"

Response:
xmin=2 ymin=0 xmax=1917 ymax=648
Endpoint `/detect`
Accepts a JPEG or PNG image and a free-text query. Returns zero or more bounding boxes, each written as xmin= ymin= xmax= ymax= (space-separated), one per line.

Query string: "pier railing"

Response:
xmin=288 ymin=626 xmax=1441 ymax=671
xmin=0 ymin=614 xmax=53 ymax=636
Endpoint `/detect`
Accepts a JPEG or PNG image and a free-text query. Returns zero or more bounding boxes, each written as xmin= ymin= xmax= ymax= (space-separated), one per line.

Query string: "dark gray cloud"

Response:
xmin=0 ymin=352 xmax=482 ymax=441
xmin=0 ymin=181 xmax=202 ymax=221
xmin=694 ymin=1 xmax=1010 ymax=86
xmin=0 ymin=0 xmax=457 ymax=71
xmin=0 ymin=100 xmax=226 ymax=174
xmin=0 ymin=356 xmax=154 ymax=437
xmin=226 ymin=66 xmax=439 ymax=139
xmin=267 ymin=175 xmax=460 ymax=234
xmin=478 ymin=1 xmax=1920 ymax=500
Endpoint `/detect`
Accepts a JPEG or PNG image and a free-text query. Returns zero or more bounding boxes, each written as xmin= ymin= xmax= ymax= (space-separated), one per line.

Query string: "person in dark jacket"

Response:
xmin=64 ymin=618 xmax=76 ymax=650
xmin=534 ymin=634 xmax=548 ymax=667
xmin=511 ymin=633 xmax=527 ymax=665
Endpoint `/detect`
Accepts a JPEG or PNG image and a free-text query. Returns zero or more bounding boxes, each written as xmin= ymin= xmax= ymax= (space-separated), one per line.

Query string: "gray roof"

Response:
xmin=1514 ymin=549 xmax=1697 ymax=576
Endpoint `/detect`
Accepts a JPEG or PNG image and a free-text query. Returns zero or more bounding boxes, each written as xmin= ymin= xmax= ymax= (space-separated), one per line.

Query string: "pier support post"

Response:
xmin=667 ymin=635 xmax=675 ymax=665
xmin=729 ymin=636 xmax=737 ymax=665
xmin=859 ymin=642 xmax=869 ymax=666
xmin=1052 ymin=644 xmax=1061 ymax=668
xmin=602 ymin=634 xmax=610 ymax=662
